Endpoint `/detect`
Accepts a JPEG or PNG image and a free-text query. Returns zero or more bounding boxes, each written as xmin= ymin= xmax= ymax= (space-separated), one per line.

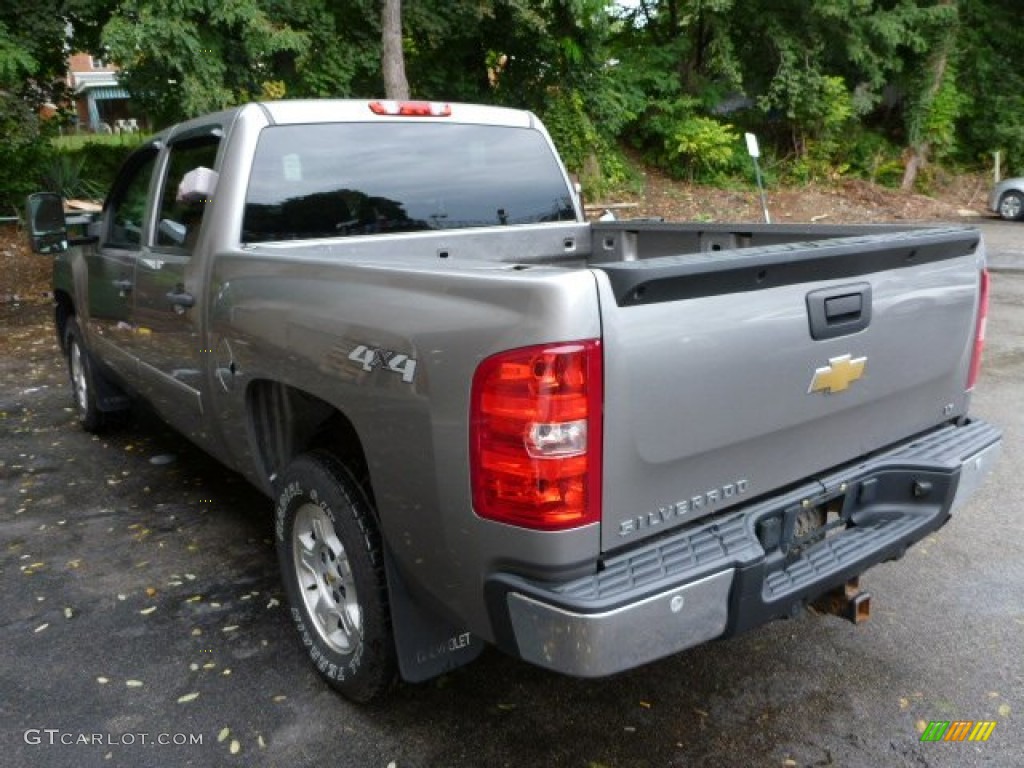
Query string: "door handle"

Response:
xmin=165 ymin=289 xmax=195 ymax=308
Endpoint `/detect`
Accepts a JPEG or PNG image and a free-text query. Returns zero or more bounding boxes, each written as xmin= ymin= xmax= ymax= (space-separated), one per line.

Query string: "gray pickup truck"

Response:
xmin=27 ymin=99 xmax=1001 ymax=703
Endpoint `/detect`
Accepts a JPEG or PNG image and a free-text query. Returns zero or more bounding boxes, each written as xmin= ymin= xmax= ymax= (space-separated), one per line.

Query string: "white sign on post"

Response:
xmin=744 ymin=132 xmax=770 ymax=224
xmin=745 ymin=132 xmax=760 ymax=159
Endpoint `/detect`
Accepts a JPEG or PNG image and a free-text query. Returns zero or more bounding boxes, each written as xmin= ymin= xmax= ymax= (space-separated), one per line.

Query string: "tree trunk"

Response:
xmin=900 ymin=149 xmax=925 ymax=193
xmin=901 ymin=0 xmax=955 ymax=192
xmin=381 ymin=0 xmax=410 ymax=100
xmin=900 ymin=49 xmax=947 ymax=192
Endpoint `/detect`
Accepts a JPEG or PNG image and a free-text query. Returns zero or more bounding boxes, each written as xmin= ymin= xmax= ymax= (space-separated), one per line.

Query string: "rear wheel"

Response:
xmin=275 ymin=450 xmax=396 ymax=703
xmin=998 ymin=190 xmax=1024 ymax=221
xmin=64 ymin=317 xmax=105 ymax=432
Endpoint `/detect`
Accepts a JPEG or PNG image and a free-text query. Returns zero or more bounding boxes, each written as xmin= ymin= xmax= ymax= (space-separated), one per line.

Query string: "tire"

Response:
xmin=998 ymin=190 xmax=1024 ymax=221
xmin=64 ymin=317 xmax=105 ymax=432
xmin=275 ymin=451 xmax=396 ymax=702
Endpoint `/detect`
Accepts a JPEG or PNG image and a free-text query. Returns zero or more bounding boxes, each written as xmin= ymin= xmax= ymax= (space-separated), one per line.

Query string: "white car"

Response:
xmin=990 ymin=177 xmax=1024 ymax=220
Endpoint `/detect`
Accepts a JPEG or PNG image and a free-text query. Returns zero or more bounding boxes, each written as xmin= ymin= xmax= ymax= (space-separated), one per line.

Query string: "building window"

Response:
xmin=90 ymin=56 xmax=105 ymax=69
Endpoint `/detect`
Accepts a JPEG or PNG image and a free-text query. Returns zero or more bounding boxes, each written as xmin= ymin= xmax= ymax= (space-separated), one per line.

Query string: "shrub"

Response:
xmin=667 ymin=115 xmax=741 ymax=182
xmin=541 ymin=88 xmax=637 ymax=199
xmin=41 ymin=135 xmax=146 ymax=203
xmin=0 ymin=93 xmax=54 ymax=215
xmin=40 ymin=154 xmax=106 ymax=200
xmin=63 ymin=139 xmax=144 ymax=194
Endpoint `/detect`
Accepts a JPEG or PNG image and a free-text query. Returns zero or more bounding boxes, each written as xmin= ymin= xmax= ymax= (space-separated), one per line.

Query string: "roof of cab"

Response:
xmin=148 ymin=99 xmax=540 ymax=150
xmin=253 ymin=99 xmax=536 ymax=129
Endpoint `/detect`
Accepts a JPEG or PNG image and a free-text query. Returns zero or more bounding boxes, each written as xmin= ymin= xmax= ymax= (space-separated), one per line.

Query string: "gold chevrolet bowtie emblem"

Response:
xmin=808 ymin=354 xmax=867 ymax=394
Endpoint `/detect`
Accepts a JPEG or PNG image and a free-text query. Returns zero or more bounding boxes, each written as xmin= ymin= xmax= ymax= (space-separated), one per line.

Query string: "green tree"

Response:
xmin=898 ymin=0 xmax=960 ymax=190
xmin=272 ymin=0 xmax=380 ymax=99
xmin=0 ymin=18 xmax=48 ymax=212
xmin=400 ymin=1 xmax=630 ymax=187
xmin=956 ymin=0 xmax=1024 ymax=174
xmin=103 ymin=0 xmax=310 ymax=125
xmin=2 ymin=0 xmax=113 ymax=108
xmin=607 ymin=1 xmax=988 ymax=185
xmin=0 ymin=0 xmax=1011 ymax=203
xmin=0 ymin=0 xmax=116 ymax=210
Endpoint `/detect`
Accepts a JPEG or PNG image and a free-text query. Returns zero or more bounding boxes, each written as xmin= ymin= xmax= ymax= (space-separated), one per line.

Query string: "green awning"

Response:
xmin=89 ymin=86 xmax=130 ymax=100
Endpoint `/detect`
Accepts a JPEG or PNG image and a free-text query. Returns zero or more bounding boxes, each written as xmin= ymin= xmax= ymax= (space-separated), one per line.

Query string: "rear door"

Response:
xmin=593 ymin=227 xmax=984 ymax=552
xmin=130 ymin=127 xmax=222 ymax=440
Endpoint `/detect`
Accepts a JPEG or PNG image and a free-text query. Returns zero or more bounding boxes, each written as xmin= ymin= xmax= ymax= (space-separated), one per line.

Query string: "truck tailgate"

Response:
xmin=592 ymin=226 xmax=984 ymax=553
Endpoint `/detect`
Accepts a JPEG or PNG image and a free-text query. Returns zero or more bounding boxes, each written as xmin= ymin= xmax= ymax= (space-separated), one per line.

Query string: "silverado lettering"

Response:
xmin=620 ymin=479 xmax=750 ymax=537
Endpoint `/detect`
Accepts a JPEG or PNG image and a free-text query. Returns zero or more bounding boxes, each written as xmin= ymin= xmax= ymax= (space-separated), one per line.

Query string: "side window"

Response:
xmin=107 ymin=149 xmax=158 ymax=248
xmin=154 ymin=133 xmax=221 ymax=251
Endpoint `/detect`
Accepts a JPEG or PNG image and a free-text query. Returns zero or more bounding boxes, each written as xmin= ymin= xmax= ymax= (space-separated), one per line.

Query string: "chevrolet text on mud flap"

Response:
xmin=415 ymin=632 xmax=474 ymax=666
xmin=26 ymin=99 xmax=1001 ymax=703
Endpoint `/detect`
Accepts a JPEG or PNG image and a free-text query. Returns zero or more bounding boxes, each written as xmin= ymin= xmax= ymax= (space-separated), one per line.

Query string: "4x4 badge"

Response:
xmin=348 ymin=344 xmax=418 ymax=383
xmin=808 ymin=354 xmax=867 ymax=394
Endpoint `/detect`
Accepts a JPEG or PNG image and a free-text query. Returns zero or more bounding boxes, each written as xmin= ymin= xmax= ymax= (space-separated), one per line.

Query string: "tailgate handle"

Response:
xmin=825 ymin=293 xmax=862 ymax=322
xmin=807 ymin=283 xmax=872 ymax=340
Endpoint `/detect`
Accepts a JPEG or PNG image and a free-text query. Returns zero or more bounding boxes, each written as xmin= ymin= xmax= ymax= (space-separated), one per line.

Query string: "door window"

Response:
xmin=154 ymin=134 xmax=221 ymax=251
xmin=107 ymin=148 xmax=158 ymax=248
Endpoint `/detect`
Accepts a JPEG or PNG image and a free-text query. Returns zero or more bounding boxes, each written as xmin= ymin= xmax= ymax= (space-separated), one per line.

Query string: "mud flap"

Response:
xmin=95 ymin=375 xmax=130 ymax=412
xmin=84 ymin=347 xmax=130 ymax=413
xmin=383 ymin=548 xmax=485 ymax=683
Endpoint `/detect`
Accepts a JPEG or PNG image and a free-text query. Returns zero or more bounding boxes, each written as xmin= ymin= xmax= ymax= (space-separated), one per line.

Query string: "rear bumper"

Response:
xmin=488 ymin=419 xmax=1001 ymax=678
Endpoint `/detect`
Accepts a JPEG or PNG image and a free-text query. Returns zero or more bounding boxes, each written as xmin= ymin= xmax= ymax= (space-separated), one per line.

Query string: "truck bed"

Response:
xmin=230 ymin=218 xmax=985 ymax=558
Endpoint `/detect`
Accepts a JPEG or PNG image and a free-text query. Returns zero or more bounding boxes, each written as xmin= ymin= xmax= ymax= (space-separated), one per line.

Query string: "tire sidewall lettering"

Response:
xmin=275 ymin=453 xmax=393 ymax=699
xmin=281 ymin=479 xmax=359 ymax=682
xmin=275 ymin=481 xmax=303 ymax=542
xmin=274 ymin=480 xmax=335 ymax=540
xmin=291 ymin=606 xmax=353 ymax=681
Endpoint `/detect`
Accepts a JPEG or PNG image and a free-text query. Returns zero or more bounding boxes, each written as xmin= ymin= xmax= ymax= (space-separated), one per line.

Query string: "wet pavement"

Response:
xmin=1 ymin=226 xmax=1021 ymax=768
xmin=980 ymin=218 xmax=1024 ymax=273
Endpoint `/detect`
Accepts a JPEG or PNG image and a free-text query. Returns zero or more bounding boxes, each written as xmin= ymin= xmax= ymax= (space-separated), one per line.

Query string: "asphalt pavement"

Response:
xmin=978 ymin=217 xmax=1024 ymax=272
xmin=1 ymin=221 xmax=1021 ymax=768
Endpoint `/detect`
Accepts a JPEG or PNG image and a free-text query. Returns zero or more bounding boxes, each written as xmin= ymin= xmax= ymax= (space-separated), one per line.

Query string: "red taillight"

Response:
xmin=368 ymin=100 xmax=452 ymax=117
xmin=966 ymin=269 xmax=990 ymax=391
xmin=470 ymin=340 xmax=602 ymax=531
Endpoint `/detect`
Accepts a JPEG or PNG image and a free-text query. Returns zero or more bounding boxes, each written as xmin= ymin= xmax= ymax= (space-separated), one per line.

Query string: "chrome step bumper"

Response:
xmin=490 ymin=419 xmax=1001 ymax=678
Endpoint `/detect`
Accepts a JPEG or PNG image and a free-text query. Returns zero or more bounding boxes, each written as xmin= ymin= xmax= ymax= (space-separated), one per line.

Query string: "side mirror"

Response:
xmin=158 ymin=218 xmax=187 ymax=246
xmin=26 ymin=192 xmax=68 ymax=254
xmin=178 ymin=166 xmax=218 ymax=203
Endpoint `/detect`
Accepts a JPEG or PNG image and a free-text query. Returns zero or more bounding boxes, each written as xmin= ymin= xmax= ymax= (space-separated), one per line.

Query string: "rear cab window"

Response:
xmin=242 ymin=122 xmax=575 ymax=243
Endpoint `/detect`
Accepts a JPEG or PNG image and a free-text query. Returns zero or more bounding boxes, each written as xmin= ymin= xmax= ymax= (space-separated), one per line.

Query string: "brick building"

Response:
xmin=66 ymin=52 xmax=142 ymax=133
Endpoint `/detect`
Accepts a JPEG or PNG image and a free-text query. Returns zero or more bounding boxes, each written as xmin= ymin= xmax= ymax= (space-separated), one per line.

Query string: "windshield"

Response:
xmin=242 ymin=122 xmax=576 ymax=243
